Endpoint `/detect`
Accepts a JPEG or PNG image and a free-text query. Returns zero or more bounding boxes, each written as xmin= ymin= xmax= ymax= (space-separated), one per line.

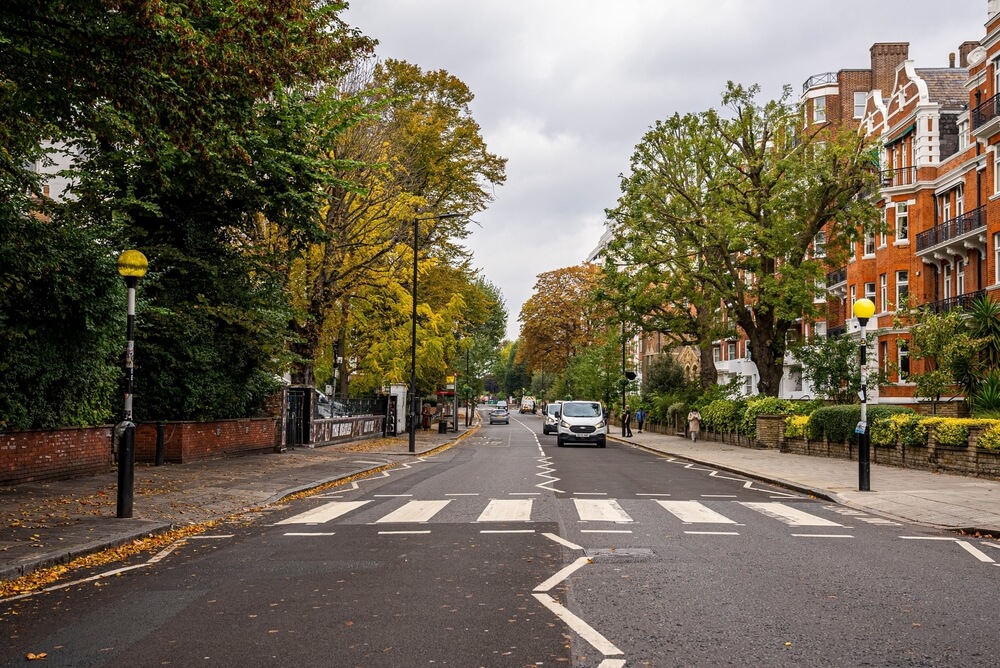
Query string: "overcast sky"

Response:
xmin=345 ymin=1 xmax=988 ymax=339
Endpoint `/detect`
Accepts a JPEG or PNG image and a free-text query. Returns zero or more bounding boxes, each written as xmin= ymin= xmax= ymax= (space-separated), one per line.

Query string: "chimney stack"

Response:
xmin=959 ymin=41 xmax=980 ymax=67
xmin=870 ymin=43 xmax=909 ymax=96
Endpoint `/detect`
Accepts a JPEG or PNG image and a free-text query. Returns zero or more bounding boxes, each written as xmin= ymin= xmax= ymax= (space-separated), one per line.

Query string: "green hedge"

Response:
xmin=807 ymin=405 xmax=914 ymax=444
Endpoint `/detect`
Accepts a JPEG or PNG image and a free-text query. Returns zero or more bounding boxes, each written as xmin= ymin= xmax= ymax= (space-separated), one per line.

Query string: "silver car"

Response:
xmin=489 ymin=408 xmax=510 ymax=425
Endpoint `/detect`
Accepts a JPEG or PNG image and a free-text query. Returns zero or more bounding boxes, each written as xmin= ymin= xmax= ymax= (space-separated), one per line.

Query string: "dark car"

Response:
xmin=489 ymin=408 xmax=510 ymax=425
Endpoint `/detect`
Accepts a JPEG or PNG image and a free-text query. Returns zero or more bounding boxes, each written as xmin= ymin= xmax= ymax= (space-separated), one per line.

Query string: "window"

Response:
xmin=896 ymin=270 xmax=909 ymax=306
xmin=880 ymin=341 xmax=889 ymax=375
xmin=854 ymin=91 xmax=867 ymax=119
xmin=940 ymin=195 xmax=951 ymax=223
xmin=957 ymin=259 xmax=965 ymax=296
xmin=944 ymin=263 xmax=952 ymax=299
xmin=994 ymin=232 xmax=1000 ymax=285
xmin=727 ymin=342 xmax=737 ymax=360
xmin=959 ymin=118 xmax=970 ymax=151
xmin=956 ymin=186 xmax=964 ymax=216
xmin=994 ymin=150 xmax=1000 ymax=193
xmin=880 ymin=274 xmax=887 ymax=312
xmin=895 ymin=203 xmax=908 ymax=240
xmin=813 ymin=231 xmax=826 ymax=258
xmin=813 ymin=97 xmax=826 ymax=123
xmin=898 ymin=340 xmax=910 ymax=381
xmin=865 ymin=282 xmax=876 ymax=304
xmin=713 ymin=347 xmax=721 ymax=363
xmin=850 ymin=284 xmax=857 ymax=312
xmin=792 ymin=370 xmax=803 ymax=392
xmin=864 ymin=230 xmax=876 ymax=256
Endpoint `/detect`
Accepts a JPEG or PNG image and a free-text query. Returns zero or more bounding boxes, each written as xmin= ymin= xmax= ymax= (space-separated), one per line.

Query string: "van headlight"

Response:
xmin=560 ymin=420 xmax=570 ymax=429
xmin=595 ymin=420 xmax=606 ymax=428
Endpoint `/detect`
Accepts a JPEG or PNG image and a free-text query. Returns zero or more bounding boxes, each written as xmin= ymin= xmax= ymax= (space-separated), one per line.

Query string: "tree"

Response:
xmin=790 ymin=333 xmax=888 ymax=404
xmin=642 ymin=353 xmax=689 ymax=397
xmin=518 ymin=264 xmax=606 ymax=374
xmin=605 ymin=82 xmax=880 ymax=396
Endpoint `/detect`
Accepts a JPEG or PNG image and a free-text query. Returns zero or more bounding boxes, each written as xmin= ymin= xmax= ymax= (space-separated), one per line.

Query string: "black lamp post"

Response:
xmin=853 ymin=297 xmax=876 ymax=492
xmin=116 ymin=249 xmax=148 ymax=518
xmin=409 ymin=212 xmax=461 ymax=453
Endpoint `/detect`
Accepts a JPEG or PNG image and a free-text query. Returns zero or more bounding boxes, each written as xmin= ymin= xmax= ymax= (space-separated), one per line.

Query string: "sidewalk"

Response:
xmin=1 ymin=425 xmax=468 ymax=583
xmin=4 ymin=420 xmax=1000 ymax=585
xmin=613 ymin=429 xmax=1000 ymax=535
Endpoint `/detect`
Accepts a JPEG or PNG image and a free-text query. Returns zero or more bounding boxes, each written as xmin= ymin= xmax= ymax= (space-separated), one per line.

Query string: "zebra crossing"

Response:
xmin=275 ymin=496 xmax=900 ymax=532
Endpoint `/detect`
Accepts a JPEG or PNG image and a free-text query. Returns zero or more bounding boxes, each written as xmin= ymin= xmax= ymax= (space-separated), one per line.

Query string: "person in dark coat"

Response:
xmin=623 ymin=405 xmax=633 ymax=437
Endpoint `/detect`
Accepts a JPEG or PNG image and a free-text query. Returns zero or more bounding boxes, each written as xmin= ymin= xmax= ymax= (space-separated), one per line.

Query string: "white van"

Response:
xmin=556 ymin=400 xmax=607 ymax=448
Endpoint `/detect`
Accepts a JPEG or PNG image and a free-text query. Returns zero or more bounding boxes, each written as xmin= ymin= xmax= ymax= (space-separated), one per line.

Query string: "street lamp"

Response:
xmin=116 ymin=249 xmax=148 ymax=518
xmin=853 ymin=297 xmax=876 ymax=492
xmin=409 ymin=212 xmax=461 ymax=453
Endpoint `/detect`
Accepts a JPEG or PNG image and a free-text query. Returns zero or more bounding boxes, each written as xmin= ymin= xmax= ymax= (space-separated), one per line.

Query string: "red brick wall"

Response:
xmin=0 ymin=426 xmax=112 ymax=485
xmin=135 ymin=419 xmax=278 ymax=463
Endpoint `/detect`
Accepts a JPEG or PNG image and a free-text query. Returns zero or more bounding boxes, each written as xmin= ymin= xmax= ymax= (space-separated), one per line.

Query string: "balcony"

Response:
xmin=880 ymin=166 xmax=917 ymax=189
xmin=972 ymin=92 xmax=1000 ymax=139
xmin=827 ymin=325 xmax=847 ymax=338
xmin=915 ymin=205 xmax=987 ymax=257
xmin=826 ymin=266 xmax=847 ymax=286
xmin=802 ymin=72 xmax=837 ymax=94
xmin=925 ymin=290 xmax=986 ymax=314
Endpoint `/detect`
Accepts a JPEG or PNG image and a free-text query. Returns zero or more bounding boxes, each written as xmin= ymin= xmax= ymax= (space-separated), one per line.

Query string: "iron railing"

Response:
xmin=880 ymin=166 xmax=917 ymax=188
xmin=826 ymin=266 xmax=847 ymax=286
xmin=972 ymin=92 xmax=1000 ymax=130
xmin=802 ymin=72 xmax=837 ymax=94
xmin=925 ymin=290 xmax=986 ymax=314
xmin=915 ymin=205 xmax=987 ymax=252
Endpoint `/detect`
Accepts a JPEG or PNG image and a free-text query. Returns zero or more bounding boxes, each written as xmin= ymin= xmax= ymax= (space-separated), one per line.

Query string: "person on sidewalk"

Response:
xmin=687 ymin=408 xmax=701 ymax=442
xmin=622 ymin=405 xmax=633 ymax=437
xmin=635 ymin=407 xmax=646 ymax=433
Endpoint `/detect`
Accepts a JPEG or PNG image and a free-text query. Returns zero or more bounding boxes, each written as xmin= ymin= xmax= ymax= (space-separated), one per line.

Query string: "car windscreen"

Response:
xmin=561 ymin=402 xmax=601 ymax=418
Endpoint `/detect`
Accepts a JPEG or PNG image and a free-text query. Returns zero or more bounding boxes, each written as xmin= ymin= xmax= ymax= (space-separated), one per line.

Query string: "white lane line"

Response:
xmin=899 ymin=536 xmax=959 ymax=541
xmin=982 ymin=542 xmax=1000 ymax=550
xmin=510 ymin=492 xmax=541 ymax=495
xmin=580 ymin=530 xmax=633 ymax=534
xmin=701 ymin=494 xmax=737 ymax=498
xmin=445 ymin=493 xmax=479 ymax=496
xmin=535 ymin=556 xmax=591 ymax=592
xmin=533 ymin=593 xmax=623 ymax=657
xmin=574 ymin=492 xmax=608 ymax=495
xmin=791 ymin=534 xmax=854 ymax=538
xmin=187 ymin=535 xmax=235 ymax=539
xmin=477 ymin=499 xmax=533 ymax=522
xmin=656 ymin=500 xmax=738 ymax=524
xmin=956 ymin=541 xmax=995 ymax=562
xmin=574 ymin=499 xmax=633 ymax=523
xmin=685 ymin=531 xmax=740 ymax=535
xmin=147 ymin=541 xmax=186 ymax=563
xmin=374 ymin=494 xmax=413 ymax=497
xmin=481 ymin=530 xmax=535 ymax=534
xmin=598 ymin=660 xmax=627 ymax=668
xmin=636 ymin=493 xmax=671 ymax=497
xmin=276 ymin=500 xmax=370 ymax=525
xmin=740 ymin=502 xmax=843 ymax=527
xmin=283 ymin=532 xmax=336 ymax=536
xmin=543 ymin=533 xmax=584 ymax=550
xmin=375 ymin=499 xmax=451 ymax=523
xmin=378 ymin=530 xmax=431 ymax=535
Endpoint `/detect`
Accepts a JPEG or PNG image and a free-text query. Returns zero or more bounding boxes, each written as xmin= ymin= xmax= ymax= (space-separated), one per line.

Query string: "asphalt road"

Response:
xmin=2 ymin=411 xmax=998 ymax=667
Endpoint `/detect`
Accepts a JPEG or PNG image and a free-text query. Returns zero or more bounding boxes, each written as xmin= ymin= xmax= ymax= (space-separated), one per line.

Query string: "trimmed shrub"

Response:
xmin=807 ymin=405 xmax=858 ymax=443
xmin=784 ymin=415 xmax=809 ymax=438
xmin=867 ymin=406 xmax=916 ymax=447
xmin=933 ymin=420 xmax=970 ymax=447
xmin=740 ymin=397 xmax=796 ymax=440
xmin=701 ymin=399 xmax=742 ymax=433
xmin=889 ymin=413 xmax=928 ymax=447
xmin=977 ymin=424 xmax=1000 ymax=451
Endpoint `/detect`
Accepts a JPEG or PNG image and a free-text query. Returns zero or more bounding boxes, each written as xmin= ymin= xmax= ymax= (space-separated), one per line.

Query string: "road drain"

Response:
xmin=585 ymin=547 xmax=655 ymax=562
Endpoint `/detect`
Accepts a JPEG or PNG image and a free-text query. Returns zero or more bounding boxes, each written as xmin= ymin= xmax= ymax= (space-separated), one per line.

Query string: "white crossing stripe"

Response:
xmin=656 ymin=500 xmax=738 ymax=524
xmin=574 ymin=499 xmax=633 ymax=523
xmin=276 ymin=500 xmax=370 ymax=525
xmin=740 ymin=502 xmax=843 ymax=527
xmin=375 ymin=499 xmax=452 ymax=523
xmin=477 ymin=499 xmax=533 ymax=522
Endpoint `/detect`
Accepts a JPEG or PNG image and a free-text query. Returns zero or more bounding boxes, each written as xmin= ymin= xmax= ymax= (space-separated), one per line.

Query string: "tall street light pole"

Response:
xmin=853 ymin=297 xmax=876 ymax=492
xmin=409 ymin=212 xmax=461 ymax=453
xmin=116 ymin=250 xmax=148 ymax=518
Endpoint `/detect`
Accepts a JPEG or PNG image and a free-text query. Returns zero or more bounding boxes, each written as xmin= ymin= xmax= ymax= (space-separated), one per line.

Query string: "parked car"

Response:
xmin=542 ymin=402 xmax=561 ymax=435
xmin=557 ymin=400 xmax=607 ymax=447
xmin=489 ymin=407 xmax=510 ymax=425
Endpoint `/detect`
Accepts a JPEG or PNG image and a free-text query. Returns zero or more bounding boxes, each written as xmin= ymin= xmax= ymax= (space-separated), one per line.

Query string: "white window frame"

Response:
xmin=865 ymin=282 xmax=876 ymax=304
xmin=880 ymin=273 xmax=887 ymax=312
xmin=956 ymin=186 xmax=964 ymax=216
xmin=959 ymin=118 xmax=970 ymax=151
xmin=854 ymin=91 xmax=867 ymax=119
xmin=994 ymin=232 xmax=1000 ymax=285
xmin=994 ymin=150 xmax=1000 ymax=194
xmin=896 ymin=270 xmax=909 ymax=306
xmin=898 ymin=340 xmax=910 ymax=382
xmin=713 ymin=347 xmax=721 ymax=363
xmin=727 ymin=342 xmax=737 ymax=359
xmin=944 ymin=263 xmax=952 ymax=299
xmin=896 ymin=203 xmax=908 ymax=240
xmin=957 ymin=259 xmax=966 ymax=296
xmin=813 ymin=97 xmax=827 ymax=123
xmin=813 ymin=231 xmax=826 ymax=258
xmin=850 ymin=284 xmax=857 ymax=312
xmin=864 ymin=230 xmax=876 ymax=256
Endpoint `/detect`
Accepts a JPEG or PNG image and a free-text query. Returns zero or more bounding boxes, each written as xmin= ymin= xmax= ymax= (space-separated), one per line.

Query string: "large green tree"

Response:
xmin=604 ymin=82 xmax=880 ymax=396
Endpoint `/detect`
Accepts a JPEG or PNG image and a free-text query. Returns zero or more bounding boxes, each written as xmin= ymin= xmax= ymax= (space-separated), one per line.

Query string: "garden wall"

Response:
xmin=0 ymin=426 xmax=112 ymax=485
xmin=134 ymin=418 xmax=279 ymax=463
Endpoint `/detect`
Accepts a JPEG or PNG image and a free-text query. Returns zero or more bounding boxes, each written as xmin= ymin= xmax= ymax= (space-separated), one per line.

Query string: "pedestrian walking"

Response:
xmin=687 ymin=408 xmax=701 ymax=442
xmin=623 ymin=405 xmax=633 ymax=437
xmin=635 ymin=407 xmax=646 ymax=433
